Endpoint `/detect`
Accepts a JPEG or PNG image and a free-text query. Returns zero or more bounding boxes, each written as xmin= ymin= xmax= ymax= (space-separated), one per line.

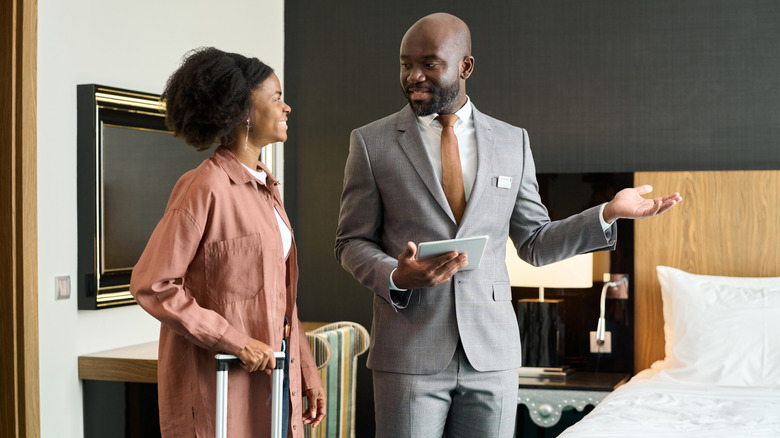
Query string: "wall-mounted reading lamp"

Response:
xmin=595 ymin=273 xmax=628 ymax=346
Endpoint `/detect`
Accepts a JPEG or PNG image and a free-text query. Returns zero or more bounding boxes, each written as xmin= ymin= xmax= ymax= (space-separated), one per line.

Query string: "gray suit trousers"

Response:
xmin=373 ymin=343 xmax=517 ymax=438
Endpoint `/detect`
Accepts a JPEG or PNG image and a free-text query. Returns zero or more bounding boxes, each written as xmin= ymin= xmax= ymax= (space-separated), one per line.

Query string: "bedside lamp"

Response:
xmin=506 ymin=240 xmax=593 ymax=374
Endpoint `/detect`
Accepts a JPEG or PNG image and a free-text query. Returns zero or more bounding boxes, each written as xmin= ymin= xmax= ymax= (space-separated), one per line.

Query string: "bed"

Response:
xmin=559 ymin=170 xmax=780 ymax=438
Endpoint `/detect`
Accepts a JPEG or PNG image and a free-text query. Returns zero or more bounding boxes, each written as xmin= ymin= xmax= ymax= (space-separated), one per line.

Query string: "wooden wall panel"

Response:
xmin=0 ymin=0 xmax=39 ymax=436
xmin=633 ymin=171 xmax=780 ymax=373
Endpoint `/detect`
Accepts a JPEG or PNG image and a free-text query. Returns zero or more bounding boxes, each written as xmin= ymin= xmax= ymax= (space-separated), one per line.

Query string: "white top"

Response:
xmin=242 ymin=164 xmax=292 ymax=259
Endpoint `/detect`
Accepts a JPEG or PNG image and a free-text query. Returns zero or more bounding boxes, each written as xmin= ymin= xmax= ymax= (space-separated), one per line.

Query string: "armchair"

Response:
xmin=309 ymin=321 xmax=370 ymax=438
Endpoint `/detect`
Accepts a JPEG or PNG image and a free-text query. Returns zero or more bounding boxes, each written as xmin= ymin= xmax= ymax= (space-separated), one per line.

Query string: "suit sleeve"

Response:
xmin=508 ymin=128 xmax=617 ymax=265
xmin=334 ymin=129 xmax=400 ymax=305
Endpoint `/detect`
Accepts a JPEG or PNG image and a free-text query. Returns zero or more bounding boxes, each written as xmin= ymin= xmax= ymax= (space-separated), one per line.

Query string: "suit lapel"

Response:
xmin=395 ymin=106 xmax=455 ymax=221
xmin=460 ymin=107 xmax=495 ymax=226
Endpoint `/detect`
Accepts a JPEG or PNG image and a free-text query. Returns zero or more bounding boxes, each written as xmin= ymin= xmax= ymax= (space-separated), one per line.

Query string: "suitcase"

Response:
xmin=215 ymin=352 xmax=286 ymax=438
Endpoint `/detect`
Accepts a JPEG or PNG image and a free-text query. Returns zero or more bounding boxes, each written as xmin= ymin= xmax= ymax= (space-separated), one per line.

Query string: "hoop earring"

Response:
xmin=244 ymin=119 xmax=250 ymax=150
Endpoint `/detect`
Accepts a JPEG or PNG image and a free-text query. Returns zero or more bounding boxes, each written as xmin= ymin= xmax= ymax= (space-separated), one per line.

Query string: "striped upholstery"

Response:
xmin=306 ymin=332 xmax=333 ymax=371
xmin=309 ymin=321 xmax=370 ymax=438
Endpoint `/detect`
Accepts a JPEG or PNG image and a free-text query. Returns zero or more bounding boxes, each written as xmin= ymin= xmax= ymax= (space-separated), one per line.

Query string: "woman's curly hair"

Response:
xmin=162 ymin=47 xmax=274 ymax=151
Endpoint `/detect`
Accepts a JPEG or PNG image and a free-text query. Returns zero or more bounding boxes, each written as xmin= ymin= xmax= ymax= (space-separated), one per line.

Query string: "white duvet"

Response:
xmin=559 ymin=369 xmax=780 ymax=438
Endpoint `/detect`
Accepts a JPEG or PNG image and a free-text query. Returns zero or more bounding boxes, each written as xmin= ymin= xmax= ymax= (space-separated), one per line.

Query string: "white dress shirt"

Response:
xmin=416 ymin=97 xmax=478 ymax=201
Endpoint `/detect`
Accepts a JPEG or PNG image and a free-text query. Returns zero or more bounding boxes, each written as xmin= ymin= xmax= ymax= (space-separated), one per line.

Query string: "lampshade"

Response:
xmin=508 ymin=240 xmax=595 ymax=371
xmin=505 ymin=240 xmax=593 ymax=290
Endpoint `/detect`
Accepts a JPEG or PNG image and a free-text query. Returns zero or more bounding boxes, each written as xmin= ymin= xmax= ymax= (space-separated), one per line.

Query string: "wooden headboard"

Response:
xmin=633 ymin=170 xmax=780 ymax=373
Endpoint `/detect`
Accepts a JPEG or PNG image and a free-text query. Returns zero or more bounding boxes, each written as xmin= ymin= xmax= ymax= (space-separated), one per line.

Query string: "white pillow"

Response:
xmin=656 ymin=266 xmax=780 ymax=387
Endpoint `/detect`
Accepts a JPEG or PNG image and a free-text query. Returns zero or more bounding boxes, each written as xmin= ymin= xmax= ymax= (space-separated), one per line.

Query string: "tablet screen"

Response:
xmin=416 ymin=235 xmax=489 ymax=271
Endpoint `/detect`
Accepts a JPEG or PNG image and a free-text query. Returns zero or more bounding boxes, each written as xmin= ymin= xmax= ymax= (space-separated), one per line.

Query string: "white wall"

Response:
xmin=37 ymin=1 xmax=284 ymax=436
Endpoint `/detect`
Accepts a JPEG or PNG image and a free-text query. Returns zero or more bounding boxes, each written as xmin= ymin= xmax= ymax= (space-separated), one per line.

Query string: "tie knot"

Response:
xmin=436 ymin=114 xmax=459 ymax=128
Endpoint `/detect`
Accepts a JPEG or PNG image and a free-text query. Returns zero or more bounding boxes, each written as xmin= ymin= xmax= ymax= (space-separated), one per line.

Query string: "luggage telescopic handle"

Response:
xmin=270 ymin=352 xmax=286 ymax=438
xmin=215 ymin=354 xmax=239 ymax=438
xmin=215 ymin=352 xmax=286 ymax=438
xmin=215 ymin=353 xmax=241 ymax=369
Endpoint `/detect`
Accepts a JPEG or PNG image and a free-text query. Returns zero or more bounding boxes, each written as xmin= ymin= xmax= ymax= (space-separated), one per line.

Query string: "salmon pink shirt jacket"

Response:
xmin=130 ymin=146 xmax=321 ymax=438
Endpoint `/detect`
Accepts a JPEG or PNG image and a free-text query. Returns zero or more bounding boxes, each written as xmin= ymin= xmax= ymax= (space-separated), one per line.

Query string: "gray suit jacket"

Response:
xmin=335 ymin=104 xmax=616 ymax=374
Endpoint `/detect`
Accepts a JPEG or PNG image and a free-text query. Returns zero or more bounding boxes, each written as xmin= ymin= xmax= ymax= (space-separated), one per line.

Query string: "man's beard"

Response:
xmin=404 ymin=80 xmax=460 ymax=117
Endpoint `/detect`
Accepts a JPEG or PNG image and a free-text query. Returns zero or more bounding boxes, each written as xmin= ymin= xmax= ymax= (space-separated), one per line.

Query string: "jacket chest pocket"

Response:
xmin=204 ymin=234 xmax=264 ymax=304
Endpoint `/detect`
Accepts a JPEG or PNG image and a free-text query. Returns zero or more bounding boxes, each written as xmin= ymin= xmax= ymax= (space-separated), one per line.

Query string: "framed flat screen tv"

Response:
xmin=76 ymin=84 xmax=215 ymax=309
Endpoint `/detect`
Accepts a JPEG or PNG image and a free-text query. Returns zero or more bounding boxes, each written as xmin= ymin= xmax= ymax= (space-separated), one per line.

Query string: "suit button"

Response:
xmin=293 ymin=425 xmax=298 ymax=431
xmin=291 ymin=358 xmax=296 ymax=364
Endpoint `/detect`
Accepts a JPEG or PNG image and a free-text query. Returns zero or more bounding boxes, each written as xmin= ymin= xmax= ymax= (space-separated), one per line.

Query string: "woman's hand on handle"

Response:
xmin=237 ymin=338 xmax=276 ymax=373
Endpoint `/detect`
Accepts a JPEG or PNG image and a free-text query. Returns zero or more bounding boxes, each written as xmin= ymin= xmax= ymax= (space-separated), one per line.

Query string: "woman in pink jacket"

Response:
xmin=130 ymin=47 xmax=325 ymax=437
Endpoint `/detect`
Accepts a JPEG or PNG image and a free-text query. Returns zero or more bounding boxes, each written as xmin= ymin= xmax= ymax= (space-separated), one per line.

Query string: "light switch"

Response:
xmin=55 ymin=276 xmax=71 ymax=300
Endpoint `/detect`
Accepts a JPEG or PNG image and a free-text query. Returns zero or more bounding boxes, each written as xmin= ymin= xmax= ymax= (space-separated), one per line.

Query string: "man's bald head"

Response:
xmin=402 ymin=13 xmax=472 ymax=59
xmin=399 ymin=13 xmax=475 ymax=116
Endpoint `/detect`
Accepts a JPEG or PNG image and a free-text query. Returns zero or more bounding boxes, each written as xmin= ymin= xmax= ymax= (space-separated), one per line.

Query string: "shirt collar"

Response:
xmin=242 ymin=163 xmax=268 ymax=184
xmin=418 ymin=96 xmax=473 ymax=128
xmin=212 ymin=146 xmax=278 ymax=187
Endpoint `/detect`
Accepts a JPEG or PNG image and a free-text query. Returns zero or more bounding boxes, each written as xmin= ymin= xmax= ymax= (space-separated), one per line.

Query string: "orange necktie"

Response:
xmin=436 ymin=114 xmax=466 ymax=224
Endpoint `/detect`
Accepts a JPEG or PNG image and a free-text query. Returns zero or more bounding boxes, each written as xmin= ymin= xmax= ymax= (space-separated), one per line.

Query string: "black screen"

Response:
xmin=101 ymin=124 xmax=211 ymax=271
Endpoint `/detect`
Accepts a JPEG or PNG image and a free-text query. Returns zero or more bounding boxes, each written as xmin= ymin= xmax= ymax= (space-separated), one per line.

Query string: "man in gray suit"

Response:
xmin=335 ymin=12 xmax=681 ymax=438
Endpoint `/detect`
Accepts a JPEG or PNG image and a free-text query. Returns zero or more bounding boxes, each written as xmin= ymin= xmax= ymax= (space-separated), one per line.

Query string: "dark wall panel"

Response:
xmin=471 ymin=1 xmax=780 ymax=173
xmin=284 ymin=2 xmax=780 ymax=435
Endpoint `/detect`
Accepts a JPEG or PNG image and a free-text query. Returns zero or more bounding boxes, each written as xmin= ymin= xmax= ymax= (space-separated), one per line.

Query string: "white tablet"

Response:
xmin=416 ymin=235 xmax=489 ymax=271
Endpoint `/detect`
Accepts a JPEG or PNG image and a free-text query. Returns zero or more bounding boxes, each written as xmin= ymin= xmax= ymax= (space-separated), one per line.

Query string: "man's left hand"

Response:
xmin=602 ymin=185 xmax=682 ymax=223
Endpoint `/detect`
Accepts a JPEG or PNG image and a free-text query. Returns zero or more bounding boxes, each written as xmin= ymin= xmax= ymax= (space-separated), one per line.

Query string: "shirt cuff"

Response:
xmin=389 ymin=268 xmax=412 ymax=308
xmin=214 ymin=325 xmax=251 ymax=356
xmin=598 ymin=203 xmax=614 ymax=231
xmin=389 ymin=268 xmax=407 ymax=292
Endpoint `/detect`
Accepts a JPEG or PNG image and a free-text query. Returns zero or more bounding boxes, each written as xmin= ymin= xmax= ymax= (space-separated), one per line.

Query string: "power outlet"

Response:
xmin=589 ymin=331 xmax=612 ymax=354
